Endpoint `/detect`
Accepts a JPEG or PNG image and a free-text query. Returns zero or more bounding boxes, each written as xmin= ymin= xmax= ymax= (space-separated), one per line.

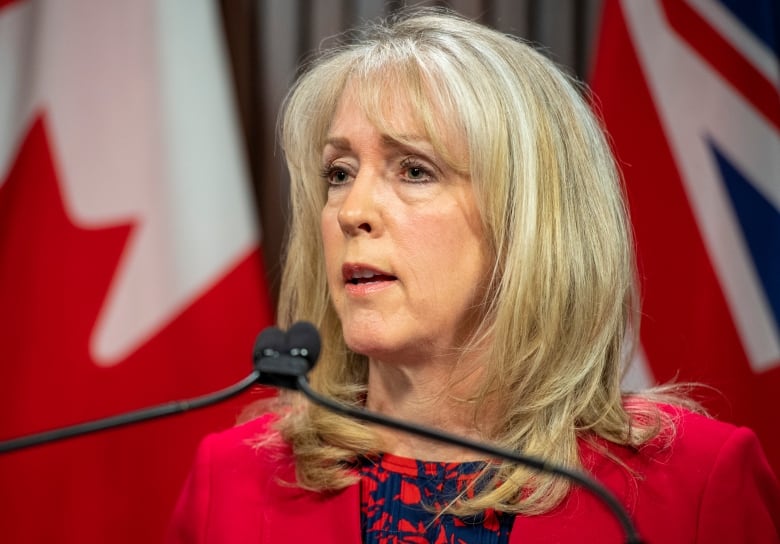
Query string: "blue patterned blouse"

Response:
xmin=360 ymin=453 xmax=514 ymax=544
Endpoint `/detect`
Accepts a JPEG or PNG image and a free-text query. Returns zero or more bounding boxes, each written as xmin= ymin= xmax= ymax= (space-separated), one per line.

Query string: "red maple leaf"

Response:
xmin=0 ymin=115 xmax=272 ymax=542
xmin=0 ymin=115 xmax=134 ymax=436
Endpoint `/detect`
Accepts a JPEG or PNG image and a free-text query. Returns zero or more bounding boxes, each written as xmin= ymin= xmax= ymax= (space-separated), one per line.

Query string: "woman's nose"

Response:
xmin=337 ymin=174 xmax=381 ymax=237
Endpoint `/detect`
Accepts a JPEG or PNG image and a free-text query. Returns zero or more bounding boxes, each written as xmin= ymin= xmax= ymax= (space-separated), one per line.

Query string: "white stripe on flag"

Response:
xmin=687 ymin=0 xmax=779 ymax=84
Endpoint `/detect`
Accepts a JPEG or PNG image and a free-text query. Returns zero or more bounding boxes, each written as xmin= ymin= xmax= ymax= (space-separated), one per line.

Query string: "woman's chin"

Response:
xmin=339 ymin=317 xmax=439 ymax=363
xmin=343 ymin=329 xmax=406 ymax=361
xmin=344 ymin=336 xmax=393 ymax=360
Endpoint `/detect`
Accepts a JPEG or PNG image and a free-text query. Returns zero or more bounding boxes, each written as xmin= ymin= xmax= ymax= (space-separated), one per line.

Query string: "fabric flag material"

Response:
xmin=591 ymin=0 xmax=780 ymax=476
xmin=0 ymin=1 xmax=273 ymax=542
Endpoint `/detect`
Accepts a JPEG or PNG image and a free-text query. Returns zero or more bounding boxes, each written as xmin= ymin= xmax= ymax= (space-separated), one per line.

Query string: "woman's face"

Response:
xmin=320 ymin=87 xmax=490 ymax=363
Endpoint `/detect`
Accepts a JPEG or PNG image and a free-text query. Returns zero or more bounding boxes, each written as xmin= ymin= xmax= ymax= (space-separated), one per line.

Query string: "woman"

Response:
xmin=168 ymin=9 xmax=780 ymax=543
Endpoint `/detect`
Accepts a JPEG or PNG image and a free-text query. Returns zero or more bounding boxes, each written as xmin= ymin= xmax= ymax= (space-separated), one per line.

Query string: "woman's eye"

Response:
xmin=331 ymin=170 xmax=348 ymax=183
xmin=321 ymin=165 xmax=351 ymax=186
xmin=400 ymin=159 xmax=434 ymax=183
xmin=408 ymin=166 xmax=425 ymax=179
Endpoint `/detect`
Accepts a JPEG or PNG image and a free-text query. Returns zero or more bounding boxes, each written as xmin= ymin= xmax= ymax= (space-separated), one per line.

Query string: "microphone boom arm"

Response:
xmin=0 ymin=372 xmax=260 ymax=454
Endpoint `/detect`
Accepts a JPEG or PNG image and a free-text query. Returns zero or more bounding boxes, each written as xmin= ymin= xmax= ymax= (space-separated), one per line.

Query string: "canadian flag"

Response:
xmin=591 ymin=0 xmax=779 ymax=476
xmin=0 ymin=1 xmax=273 ymax=542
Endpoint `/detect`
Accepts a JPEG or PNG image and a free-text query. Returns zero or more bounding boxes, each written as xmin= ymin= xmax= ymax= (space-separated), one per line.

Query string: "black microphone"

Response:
xmin=253 ymin=322 xmax=319 ymax=390
xmin=254 ymin=322 xmax=645 ymax=544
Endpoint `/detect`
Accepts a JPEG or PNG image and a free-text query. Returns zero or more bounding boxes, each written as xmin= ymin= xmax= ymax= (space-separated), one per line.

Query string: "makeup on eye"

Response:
xmin=399 ymin=157 xmax=436 ymax=183
xmin=320 ymin=163 xmax=353 ymax=187
xmin=319 ymin=154 xmax=439 ymax=188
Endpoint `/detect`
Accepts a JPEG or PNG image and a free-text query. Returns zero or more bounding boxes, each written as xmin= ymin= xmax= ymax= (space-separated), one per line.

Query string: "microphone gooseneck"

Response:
xmin=0 ymin=372 xmax=260 ymax=454
xmin=255 ymin=322 xmax=645 ymax=544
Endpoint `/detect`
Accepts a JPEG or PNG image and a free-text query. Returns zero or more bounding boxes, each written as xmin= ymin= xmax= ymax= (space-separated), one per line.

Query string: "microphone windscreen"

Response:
xmin=287 ymin=321 xmax=321 ymax=368
xmin=253 ymin=326 xmax=286 ymax=359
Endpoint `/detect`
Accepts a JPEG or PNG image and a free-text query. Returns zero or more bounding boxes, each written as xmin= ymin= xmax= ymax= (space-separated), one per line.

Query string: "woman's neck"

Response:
xmin=365 ymin=354 xmax=496 ymax=462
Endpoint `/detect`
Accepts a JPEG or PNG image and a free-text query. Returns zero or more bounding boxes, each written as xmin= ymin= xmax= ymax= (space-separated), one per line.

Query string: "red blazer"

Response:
xmin=167 ymin=409 xmax=780 ymax=543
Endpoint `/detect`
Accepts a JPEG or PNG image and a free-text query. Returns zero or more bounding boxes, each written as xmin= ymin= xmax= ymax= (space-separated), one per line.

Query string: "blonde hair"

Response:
xmin=270 ymin=8 xmax=682 ymax=516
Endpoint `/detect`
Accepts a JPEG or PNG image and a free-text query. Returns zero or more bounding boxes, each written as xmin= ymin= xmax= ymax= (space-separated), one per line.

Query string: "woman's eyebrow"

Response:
xmin=323 ymin=136 xmax=351 ymax=150
xmin=324 ymin=134 xmax=435 ymax=157
xmin=379 ymin=135 xmax=442 ymax=167
xmin=380 ymin=133 xmax=429 ymax=149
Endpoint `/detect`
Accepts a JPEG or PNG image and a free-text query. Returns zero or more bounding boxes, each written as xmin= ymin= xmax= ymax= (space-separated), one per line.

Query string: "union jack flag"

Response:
xmin=591 ymin=0 xmax=779 ymax=476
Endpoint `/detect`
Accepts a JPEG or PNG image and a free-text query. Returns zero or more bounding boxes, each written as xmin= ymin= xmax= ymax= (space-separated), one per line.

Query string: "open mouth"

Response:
xmin=343 ymin=264 xmax=397 ymax=286
xmin=347 ymin=273 xmax=397 ymax=285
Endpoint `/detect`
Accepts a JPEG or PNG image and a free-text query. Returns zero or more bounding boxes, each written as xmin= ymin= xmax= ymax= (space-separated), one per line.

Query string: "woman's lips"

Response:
xmin=342 ymin=263 xmax=397 ymax=295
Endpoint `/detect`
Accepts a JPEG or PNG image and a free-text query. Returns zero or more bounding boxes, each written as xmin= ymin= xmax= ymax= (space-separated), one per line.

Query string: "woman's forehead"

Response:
xmin=328 ymin=76 xmax=469 ymax=169
xmin=330 ymin=82 xmax=426 ymax=136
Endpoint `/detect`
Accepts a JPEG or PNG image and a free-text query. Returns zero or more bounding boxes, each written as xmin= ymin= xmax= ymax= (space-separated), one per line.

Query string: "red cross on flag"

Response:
xmin=591 ymin=0 xmax=780 ymax=477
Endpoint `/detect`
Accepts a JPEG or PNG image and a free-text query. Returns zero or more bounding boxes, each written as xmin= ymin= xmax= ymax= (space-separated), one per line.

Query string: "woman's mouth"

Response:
xmin=342 ymin=264 xmax=397 ymax=292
